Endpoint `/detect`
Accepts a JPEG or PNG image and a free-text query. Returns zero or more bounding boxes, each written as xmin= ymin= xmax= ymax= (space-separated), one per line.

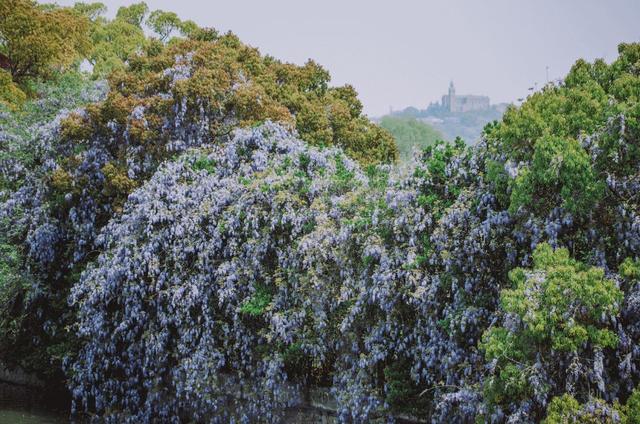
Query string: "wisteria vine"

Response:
xmin=2 ymin=40 xmax=640 ymax=424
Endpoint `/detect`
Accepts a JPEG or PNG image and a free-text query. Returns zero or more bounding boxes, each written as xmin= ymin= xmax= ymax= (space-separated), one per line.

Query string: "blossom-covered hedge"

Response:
xmin=0 ymin=71 xmax=108 ymax=382
xmin=2 ymin=6 xmax=640 ymax=422
xmin=65 ymin=122 xmax=466 ymax=421
xmin=0 ymin=20 xmax=395 ymax=387
xmin=66 ymin=43 xmax=640 ymax=423
xmin=69 ymin=111 xmax=640 ymax=422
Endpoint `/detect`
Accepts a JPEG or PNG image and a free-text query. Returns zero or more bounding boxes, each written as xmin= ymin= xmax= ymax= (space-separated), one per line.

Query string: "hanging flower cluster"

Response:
xmin=67 ymin=123 xmax=336 ymax=420
xmin=0 ymin=72 xmax=108 ymax=381
xmin=66 ymin=121 xmax=477 ymax=422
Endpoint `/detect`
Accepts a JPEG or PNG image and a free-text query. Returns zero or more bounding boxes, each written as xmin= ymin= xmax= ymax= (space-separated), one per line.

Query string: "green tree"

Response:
xmin=509 ymin=135 xmax=604 ymax=216
xmin=85 ymin=16 xmax=147 ymax=77
xmin=481 ymin=243 xmax=622 ymax=411
xmin=74 ymin=2 xmax=151 ymax=77
xmin=72 ymin=2 xmax=107 ymax=22
xmin=379 ymin=116 xmax=444 ymax=161
xmin=114 ymin=1 xmax=148 ymax=27
xmin=146 ymin=9 xmax=182 ymax=41
xmin=0 ymin=0 xmax=90 ymax=84
xmin=485 ymin=43 xmax=640 ymax=163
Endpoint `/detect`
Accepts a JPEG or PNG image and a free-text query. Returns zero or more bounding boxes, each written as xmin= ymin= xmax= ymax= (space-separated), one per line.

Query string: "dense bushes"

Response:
xmin=68 ymin=124 xmax=364 ymax=420
xmin=0 ymin=5 xmax=395 ymax=390
xmin=481 ymin=244 xmax=622 ymax=417
xmin=66 ymin=122 xmax=463 ymax=421
xmin=2 ymin=2 xmax=640 ymax=422
xmin=64 ymin=75 xmax=640 ymax=420
xmin=0 ymin=70 xmax=108 ymax=382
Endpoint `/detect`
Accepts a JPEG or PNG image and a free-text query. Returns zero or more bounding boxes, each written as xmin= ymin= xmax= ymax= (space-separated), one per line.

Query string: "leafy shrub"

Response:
xmin=0 ymin=69 xmax=26 ymax=109
xmin=482 ymin=243 xmax=622 ymax=413
xmin=543 ymin=394 xmax=625 ymax=424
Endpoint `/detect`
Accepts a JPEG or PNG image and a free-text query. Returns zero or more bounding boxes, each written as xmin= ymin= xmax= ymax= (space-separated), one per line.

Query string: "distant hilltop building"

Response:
xmin=441 ymin=81 xmax=490 ymax=113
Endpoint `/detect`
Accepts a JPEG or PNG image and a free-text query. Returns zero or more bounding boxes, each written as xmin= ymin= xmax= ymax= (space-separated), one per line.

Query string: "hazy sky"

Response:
xmin=53 ymin=0 xmax=640 ymax=116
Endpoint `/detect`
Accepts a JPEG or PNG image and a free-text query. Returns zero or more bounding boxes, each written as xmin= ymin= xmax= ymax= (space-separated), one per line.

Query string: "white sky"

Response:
xmin=51 ymin=0 xmax=640 ymax=116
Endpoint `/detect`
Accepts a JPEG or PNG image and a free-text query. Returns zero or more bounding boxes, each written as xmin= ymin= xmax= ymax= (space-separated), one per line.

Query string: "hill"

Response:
xmin=378 ymin=115 xmax=444 ymax=160
xmin=386 ymin=103 xmax=507 ymax=144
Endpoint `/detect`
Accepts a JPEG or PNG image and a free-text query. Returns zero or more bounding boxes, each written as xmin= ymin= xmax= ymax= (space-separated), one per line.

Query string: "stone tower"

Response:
xmin=440 ymin=81 xmax=490 ymax=113
xmin=448 ymin=81 xmax=456 ymax=112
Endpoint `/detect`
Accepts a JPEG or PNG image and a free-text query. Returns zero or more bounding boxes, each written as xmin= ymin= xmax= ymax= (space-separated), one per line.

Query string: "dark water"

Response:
xmin=0 ymin=382 xmax=67 ymax=423
xmin=0 ymin=408 xmax=65 ymax=424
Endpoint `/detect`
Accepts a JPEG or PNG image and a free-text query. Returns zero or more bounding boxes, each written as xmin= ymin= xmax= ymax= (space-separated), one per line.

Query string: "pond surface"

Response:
xmin=0 ymin=408 xmax=66 ymax=424
xmin=0 ymin=381 xmax=68 ymax=423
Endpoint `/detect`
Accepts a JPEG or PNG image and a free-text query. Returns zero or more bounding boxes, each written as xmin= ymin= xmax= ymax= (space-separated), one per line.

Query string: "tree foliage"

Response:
xmin=0 ymin=70 xmax=108 ymax=384
xmin=0 ymin=4 xmax=395 ymax=395
xmin=379 ymin=115 xmax=444 ymax=161
xmin=1 ymin=3 xmax=640 ymax=422
xmin=146 ymin=9 xmax=182 ymax=41
xmin=482 ymin=244 xmax=622 ymax=413
xmin=0 ymin=0 xmax=90 ymax=84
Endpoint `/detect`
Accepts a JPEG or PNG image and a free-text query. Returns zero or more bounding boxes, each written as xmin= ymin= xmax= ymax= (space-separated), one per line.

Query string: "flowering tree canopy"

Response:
xmin=1 ymin=3 xmax=640 ymax=422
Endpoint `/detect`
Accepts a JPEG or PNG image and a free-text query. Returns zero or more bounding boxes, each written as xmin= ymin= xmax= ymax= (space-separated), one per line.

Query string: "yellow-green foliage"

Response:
xmin=7 ymin=1 xmax=396 ymax=170
xmin=59 ymin=112 xmax=93 ymax=141
xmin=543 ymin=394 xmax=623 ymax=424
xmin=0 ymin=69 xmax=26 ymax=109
xmin=482 ymin=243 xmax=622 ymax=406
xmin=74 ymin=2 xmax=149 ymax=77
xmin=71 ymin=31 xmax=396 ymax=172
xmin=0 ymin=0 xmax=90 ymax=84
xmin=486 ymin=45 xmax=640 ymax=160
xmin=621 ymin=257 xmax=640 ymax=281
xmin=50 ymin=168 xmax=73 ymax=193
xmin=100 ymin=162 xmax=137 ymax=210
xmin=88 ymin=17 xmax=148 ymax=77
xmin=114 ymin=2 xmax=148 ymax=27
xmin=509 ymin=135 xmax=603 ymax=216
xmin=543 ymin=389 xmax=640 ymax=424
xmin=502 ymin=243 xmax=620 ymax=351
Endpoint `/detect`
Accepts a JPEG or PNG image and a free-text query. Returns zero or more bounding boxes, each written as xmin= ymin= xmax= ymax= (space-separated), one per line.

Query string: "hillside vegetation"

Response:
xmin=2 ymin=1 xmax=640 ymax=423
xmin=387 ymin=104 xmax=506 ymax=143
xmin=379 ymin=115 xmax=444 ymax=160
